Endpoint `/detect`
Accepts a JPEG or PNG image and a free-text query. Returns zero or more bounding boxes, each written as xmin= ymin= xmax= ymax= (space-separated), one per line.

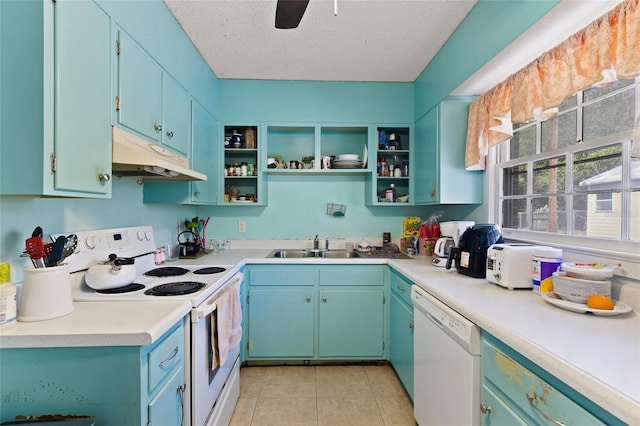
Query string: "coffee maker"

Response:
xmin=431 ymin=221 xmax=475 ymax=267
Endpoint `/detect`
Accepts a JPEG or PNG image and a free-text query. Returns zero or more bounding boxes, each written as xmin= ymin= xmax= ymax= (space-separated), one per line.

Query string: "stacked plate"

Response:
xmin=331 ymin=154 xmax=363 ymax=169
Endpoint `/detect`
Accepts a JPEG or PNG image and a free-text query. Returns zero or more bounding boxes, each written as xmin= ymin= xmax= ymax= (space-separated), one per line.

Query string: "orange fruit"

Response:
xmin=587 ymin=294 xmax=615 ymax=310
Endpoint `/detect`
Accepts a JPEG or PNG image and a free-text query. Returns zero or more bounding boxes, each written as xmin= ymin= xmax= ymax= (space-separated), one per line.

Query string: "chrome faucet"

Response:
xmin=313 ymin=235 xmax=319 ymax=250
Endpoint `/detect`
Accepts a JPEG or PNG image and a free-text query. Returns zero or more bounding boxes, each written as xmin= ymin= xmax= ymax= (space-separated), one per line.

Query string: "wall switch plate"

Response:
xmin=238 ymin=221 xmax=246 ymax=233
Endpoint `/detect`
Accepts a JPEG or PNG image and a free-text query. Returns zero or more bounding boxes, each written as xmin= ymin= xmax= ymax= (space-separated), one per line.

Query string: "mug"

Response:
xmin=322 ymin=156 xmax=331 ymax=169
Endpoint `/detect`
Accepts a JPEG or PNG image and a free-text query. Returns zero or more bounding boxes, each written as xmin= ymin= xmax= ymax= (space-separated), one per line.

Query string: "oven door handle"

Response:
xmin=192 ymin=272 xmax=243 ymax=323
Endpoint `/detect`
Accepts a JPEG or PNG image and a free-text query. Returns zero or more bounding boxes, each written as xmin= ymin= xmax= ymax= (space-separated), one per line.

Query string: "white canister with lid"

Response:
xmin=0 ymin=283 xmax=17 ymax=329
xmin=532 ymin=247 xmax=563 ymax=294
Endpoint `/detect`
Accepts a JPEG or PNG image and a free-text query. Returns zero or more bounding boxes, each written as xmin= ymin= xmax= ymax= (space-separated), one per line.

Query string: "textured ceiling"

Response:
xmin=163 ymin=0 xmax=478 ymax=82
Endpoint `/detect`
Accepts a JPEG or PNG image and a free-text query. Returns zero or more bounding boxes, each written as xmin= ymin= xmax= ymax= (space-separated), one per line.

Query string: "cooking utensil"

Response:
xmin=31 ymin=226 xmax=43 ymax=238
xmin=59 ymin=234 xmax=78 ymax=264
xmin=85 ymin=254 xmax=137 ymax=290
xmin=47 ymin=235 xmax=66 ymax=267
xmin=25 ymin=237 xmax=45 ymax=268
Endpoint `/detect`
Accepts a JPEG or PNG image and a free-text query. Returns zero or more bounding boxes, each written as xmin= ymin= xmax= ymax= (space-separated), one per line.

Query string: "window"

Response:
xmin=493 ymin=78 xmax=640 ymax=250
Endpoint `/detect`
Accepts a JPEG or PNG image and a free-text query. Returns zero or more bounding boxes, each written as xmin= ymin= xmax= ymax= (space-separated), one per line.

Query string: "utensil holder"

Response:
xmin=18 ymin=264 xmax=74 ymax=322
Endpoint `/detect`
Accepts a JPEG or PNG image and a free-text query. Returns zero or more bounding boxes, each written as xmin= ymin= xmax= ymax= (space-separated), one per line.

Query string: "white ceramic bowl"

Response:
xmin=552 ymin=271 xmax=611 ymax=303
xmin=337 ymin=154 xmax=359 ymax=161
xmin=560 ymin=262 xmax=616 ymax=280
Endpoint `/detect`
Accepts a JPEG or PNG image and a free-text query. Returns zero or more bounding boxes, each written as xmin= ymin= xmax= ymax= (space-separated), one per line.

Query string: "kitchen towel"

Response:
xmin=212 ymin=279 xmax=242 ymax=369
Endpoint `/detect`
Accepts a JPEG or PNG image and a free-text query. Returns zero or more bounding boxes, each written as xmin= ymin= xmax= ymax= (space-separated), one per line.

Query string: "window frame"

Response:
xmin=487 ymin=78 xmax=640 ymax=278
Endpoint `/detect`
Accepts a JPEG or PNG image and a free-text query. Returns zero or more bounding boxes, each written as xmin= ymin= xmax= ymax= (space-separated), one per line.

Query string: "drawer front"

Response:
xmin=319 ymin=266 xmax=386 ymax=286
xmin=482 ymin=340 xmax=606 ymax=426
xmin=481 ymin=385 xmax=529 ymax=426
xmin=148 ymin=325 xmax=184 ymax=394
xmin=390 ymin=269 xmax=413 ymax=306
xmin=248 ymin=265 xmax=317 ymax=286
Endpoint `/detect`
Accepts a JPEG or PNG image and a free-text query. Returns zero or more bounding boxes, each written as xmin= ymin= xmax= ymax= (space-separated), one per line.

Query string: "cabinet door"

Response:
xmin=148 ymin=367 xmax=184 ymax=426
xmin=116 ymin=29 xmax=162 ymax=142
xmin=413 ymin=106 xmax=438 ymax=204
xmin=162 ymin=73 xmax=190 ymax=156
xmin=438 ymin=99 xmax=483 ymax=204
xmin=248 ymin=289 xmax=314 ymax=358
xmin=54 ymin=0 xmax=111 ymax=196
xmin=318 ymin=288 xmax=384 ymax=358
xmin=481 ymin=385 xmax=529 ymax=426
xmin=191 ymin=101 xmax=218 ymax=203
xmin=389 ymin=292 xmax=414 ymax=399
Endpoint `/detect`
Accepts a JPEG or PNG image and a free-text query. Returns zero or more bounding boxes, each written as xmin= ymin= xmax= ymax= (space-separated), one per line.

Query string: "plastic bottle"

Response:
xmin=385 ymin=184 xmax=396 ymax=202
xmin=418 ymin=223 xmax=429 ymax=256
xmin=532 ymin=247 xmax=563 ymax=294
xmin=0 ymin=283 xmax=17 ymax=330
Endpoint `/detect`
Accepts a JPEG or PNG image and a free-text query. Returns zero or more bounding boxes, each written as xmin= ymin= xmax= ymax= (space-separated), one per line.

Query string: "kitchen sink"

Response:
xmin=267 ymin=249 xmax=361 ymax=259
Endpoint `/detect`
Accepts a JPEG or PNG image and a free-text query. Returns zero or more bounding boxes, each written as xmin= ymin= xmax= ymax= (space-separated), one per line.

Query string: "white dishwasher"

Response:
xmin=411 ymin=285 xmax=481 ymax=426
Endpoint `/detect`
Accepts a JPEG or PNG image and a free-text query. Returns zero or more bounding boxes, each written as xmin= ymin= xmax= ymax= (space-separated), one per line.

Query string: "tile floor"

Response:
xmin=229 ymin=364 xmax=416 ymax=426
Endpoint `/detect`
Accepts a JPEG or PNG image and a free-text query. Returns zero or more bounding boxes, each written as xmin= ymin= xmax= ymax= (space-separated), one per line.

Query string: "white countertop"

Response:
xmin=0 ymin=300 xmax=192 ymax=348
xmin=1 ymin=247 xmax=638 ymax=424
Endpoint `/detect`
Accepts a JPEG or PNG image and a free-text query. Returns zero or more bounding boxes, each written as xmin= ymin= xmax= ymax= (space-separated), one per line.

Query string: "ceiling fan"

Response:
xmin=275 ymin=0 xmax=310 ymax=29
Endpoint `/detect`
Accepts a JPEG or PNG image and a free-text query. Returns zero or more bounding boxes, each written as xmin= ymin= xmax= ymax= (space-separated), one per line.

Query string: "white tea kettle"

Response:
xmin=85 ymin=254 xmax=137 ymax=290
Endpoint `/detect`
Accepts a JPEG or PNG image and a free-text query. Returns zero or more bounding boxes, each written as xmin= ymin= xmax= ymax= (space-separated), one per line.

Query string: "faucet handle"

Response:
xmin=325 ymin=239 xmax=329 ymax=250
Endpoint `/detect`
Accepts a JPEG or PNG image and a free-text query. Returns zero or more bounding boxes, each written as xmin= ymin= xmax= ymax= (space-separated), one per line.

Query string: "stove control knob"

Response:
xmin=85 ymin=235 xmax=96 ymax=250
xmin=145 ymin=231 xmax=152 ymax=241
xmin=137 ymin=231 xmax=145 ymax=241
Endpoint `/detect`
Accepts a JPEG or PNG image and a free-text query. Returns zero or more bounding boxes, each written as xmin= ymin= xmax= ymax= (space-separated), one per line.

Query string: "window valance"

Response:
xmin=465 ymin=0 xmax=640 ymax=170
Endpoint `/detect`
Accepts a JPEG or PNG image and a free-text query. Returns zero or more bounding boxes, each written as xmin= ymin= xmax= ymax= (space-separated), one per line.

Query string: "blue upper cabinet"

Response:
xmin=162 ymin=74 xmax=191 ymax=156
xmin=0 ymin=0 xmax=112 ymax=197
xmin=413 ymin=97 xmax=483 ymax=205
xmin=115 ymin=27 xmax=192 ymax=157
xmin=115 ymin=28 xmax=163 ymax=143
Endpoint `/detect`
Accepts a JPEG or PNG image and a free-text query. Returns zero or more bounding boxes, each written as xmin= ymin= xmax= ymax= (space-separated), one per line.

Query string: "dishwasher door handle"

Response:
xmin=425 ymin=311 xmax=444 ymax=329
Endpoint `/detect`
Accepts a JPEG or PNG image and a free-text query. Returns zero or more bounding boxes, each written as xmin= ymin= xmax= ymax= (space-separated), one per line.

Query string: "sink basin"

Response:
xmin=267 ymin=249 xmax=361 ymax=259
xmin=315 ymin=250 xmax=361 ymax=258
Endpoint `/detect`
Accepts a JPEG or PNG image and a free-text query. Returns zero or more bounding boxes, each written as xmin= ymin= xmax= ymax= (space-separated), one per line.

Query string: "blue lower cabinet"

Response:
xmin=389 ymin=291 xmax=414 ymax=399
xmin=318 ymin=288 xmax=384 ymax=358
xmin=245 ymin=265 xmax=387 ymax=361
xmin=482 ymin=336 xmax=620 ymax=426
xmin=389 ymin=269 xmax=414 ymax=399
xmin=247 ymin=288 xmax=315 ymax=358
xmin=0 ymin=321 xmax=185 ymax=425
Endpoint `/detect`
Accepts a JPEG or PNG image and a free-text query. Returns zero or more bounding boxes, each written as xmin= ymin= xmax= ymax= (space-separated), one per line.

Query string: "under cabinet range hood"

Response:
xmin=111 ymin=126 xmax=207 ymax=181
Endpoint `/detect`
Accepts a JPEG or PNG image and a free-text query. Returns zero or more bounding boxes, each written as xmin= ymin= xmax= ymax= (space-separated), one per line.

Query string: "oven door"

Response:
xmin=190 ymin=272 xmax=243 ymax=426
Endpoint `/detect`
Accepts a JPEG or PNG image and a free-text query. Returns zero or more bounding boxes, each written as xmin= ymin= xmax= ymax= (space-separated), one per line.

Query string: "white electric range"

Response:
xmin=56 ymin=226 xmax=242 ymax=426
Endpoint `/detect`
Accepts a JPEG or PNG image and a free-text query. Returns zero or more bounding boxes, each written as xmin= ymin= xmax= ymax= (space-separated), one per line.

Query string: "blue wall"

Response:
xmin=414 ymin=0 xmax=559 ymax=118
xmin=0 ymin=0 xmax=559 ymax=281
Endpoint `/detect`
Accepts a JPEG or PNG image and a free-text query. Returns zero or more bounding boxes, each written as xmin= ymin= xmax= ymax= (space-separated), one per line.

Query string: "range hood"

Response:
xmin=112 ymin=126 xmax=207 ymax=181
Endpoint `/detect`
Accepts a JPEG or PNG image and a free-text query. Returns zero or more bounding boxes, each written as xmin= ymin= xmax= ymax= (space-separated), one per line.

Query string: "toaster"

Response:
xmin=486 ymin=244 xmax=539 ymax=290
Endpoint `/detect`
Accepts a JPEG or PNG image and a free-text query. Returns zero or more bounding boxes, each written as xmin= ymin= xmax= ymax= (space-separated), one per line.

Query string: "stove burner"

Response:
xmin=144 ymin=281 xmax=206 ymax=296
xmin=193 ymin=267 xmax=226 ymax=275
xmin=144 ymin=267 xmax=190 ymax=277
xmin=97 ymin=283 xmax=146 ymax=294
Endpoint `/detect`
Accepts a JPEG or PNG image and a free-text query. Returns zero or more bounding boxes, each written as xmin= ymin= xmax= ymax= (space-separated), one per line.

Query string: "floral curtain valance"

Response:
xmin=465 ymin=0 xmax=640 ymax=170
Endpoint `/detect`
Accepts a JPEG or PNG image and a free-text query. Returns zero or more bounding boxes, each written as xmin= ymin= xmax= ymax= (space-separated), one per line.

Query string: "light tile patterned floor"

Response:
xmin=229 ymin=364 xmax=416 ymax=426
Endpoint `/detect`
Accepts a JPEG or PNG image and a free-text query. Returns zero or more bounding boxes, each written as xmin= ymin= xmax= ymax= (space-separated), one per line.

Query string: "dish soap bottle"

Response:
xmin=385 ymin=184 xmax=396 ymax=202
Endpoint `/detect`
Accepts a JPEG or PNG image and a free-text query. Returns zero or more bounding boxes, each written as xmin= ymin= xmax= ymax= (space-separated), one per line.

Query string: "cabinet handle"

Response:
xmin=153 ymin=124 xmax=162 ymax=132
xmin=527 ymin=393 xmax=566 ymax=426
xmin=306 ymin=296 xmax=311 ymax=302
xmin=98 ymin=173 xmax=110 ymax=182
xmin=159 ymin=346 xmax=179 ymax=366
xmin=322 ymin=296 xmax=328 ymax=303
xmin=408 ymin=322 xmax=414 ymax=329
xmin=397 ymin=285 xmax=405 ymax=293
xmin=166 ymin=131 xmax=174 ymax=138
xmin=480 ymin=403 xmax=491 ymax=414
xmin=177 ymin=384 xmax=185 ymax=426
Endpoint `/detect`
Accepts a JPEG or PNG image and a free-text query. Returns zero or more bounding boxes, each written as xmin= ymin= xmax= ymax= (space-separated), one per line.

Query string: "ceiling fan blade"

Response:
xmin=275 ymin=0 xmax=310 ymax=29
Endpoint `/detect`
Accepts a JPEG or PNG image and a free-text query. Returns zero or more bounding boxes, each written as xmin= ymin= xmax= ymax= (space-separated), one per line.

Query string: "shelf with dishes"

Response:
xmin=264 ymin=124 xmax=369 ymax=173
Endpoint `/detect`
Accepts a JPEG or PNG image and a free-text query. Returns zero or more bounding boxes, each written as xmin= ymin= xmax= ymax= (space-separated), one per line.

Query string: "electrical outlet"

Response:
xmin=238 ymin=221 xmax=246 ymax=233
